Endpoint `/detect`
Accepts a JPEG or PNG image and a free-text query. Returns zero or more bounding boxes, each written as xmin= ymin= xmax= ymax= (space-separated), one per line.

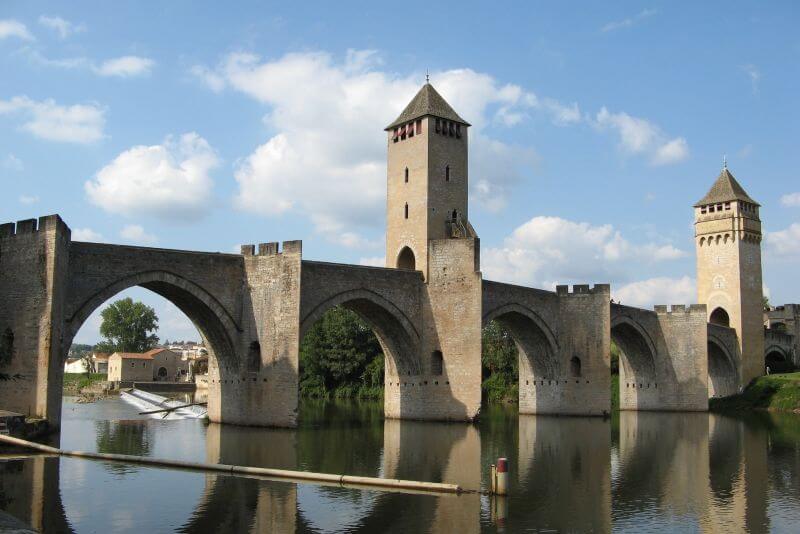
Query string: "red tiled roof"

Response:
xmin=111 ymin=352 xmax=154 ymax=360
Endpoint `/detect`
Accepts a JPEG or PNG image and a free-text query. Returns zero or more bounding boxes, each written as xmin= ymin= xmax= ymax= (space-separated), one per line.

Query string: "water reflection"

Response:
xmin=516 ymin=415 xmax=611 ymax=531
xmin=1 ymin=397 xmax=800 ymax=532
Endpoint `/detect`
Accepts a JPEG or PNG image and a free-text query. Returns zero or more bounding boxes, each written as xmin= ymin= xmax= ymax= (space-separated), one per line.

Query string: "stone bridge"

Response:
xmin=0 ymin=214 xmax=765 ymax=429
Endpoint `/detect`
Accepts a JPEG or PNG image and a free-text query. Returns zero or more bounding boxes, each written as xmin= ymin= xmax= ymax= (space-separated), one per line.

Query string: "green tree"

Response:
xmin=299 ymin=307 xmax=383 ymax=399
xmin=481 ymin=321 xmax=518 ymax=402
xmin=95 ymin=297 xmax=159 ymax=353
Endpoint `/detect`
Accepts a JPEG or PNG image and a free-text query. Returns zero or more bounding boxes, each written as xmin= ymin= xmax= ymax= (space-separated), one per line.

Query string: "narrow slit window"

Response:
xmin=445 ymin=165 xmax=450 ymax=182
xmin=404 ymin=167 xmax=409 ymax=183
xmin=404 ymin=203 xmax=408 ymax=219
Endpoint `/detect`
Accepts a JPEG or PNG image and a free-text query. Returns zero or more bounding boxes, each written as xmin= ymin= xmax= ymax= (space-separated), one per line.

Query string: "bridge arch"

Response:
xmin=765 ymin=345 xmax=792 ymax=373
xmin=707 ymin=335 xmax=737 ymax=398
xmin=482 ymin=303 xmax=559 ymax=390
xmin=611 ymin=315 xmax=658 ymax=409
xmin=300 ymin=288 xmax=422 ymax=375
xmin=65 ymin=270 xmax=240 ymax=370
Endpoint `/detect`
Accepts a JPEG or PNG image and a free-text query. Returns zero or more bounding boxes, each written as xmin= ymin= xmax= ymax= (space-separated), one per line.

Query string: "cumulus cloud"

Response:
xmin=613 ymin=276 xmax=696 ymax=308
xmin=765 ymin=223 xmax=800 ymax=257
xmin=601 ymin=9 xmax=658 ymax=33
xmin=482 ymin=215 xmax=686 ymax=288
xmin=72 ymin=228 xmax=104 ymax=242
xmin=3 ymin=153 xmax=23 ymax=171
xmin=0 ymin=19 xmax=34 ymax=41
xmin=38 ymin=15 xmax=85 ymax=38
xmin=595 ymin=107 xmax=688 ymax=165
xmin=195 ymin=50 xmax=549 ymax=244
xmin=120 ymin=224 xmax=158 ymax=245
xmin=780 ymin=192 xmax=800 ymax=207
xmin=85 ymin=133 xmax=218 ymax=221
xmin=93 ymin=56 xmax=154 ymax=77
xmin=18 ymin=194 xmax=39 ymax=204
xmin=0 ymin=95 xmax=105 ymax=143
xmin=359 ymin=256 xmax=385 ymax=267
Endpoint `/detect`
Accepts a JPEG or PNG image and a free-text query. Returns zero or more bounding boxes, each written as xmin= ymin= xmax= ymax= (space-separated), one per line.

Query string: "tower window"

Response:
xmin=724 ymin=202 xmax=731 ymax=210
xmin=456 ymin=124 xmax=461 ymax=138
xmin=701 ymin=206 xmax=707 ymax=214
xmin=435 ymin=119 xmax=441 ymax=133
xmin=408 ymin=122 xmax=414 ymax=137
xmin=449 ymin=122 xmax=455 ymax=136
xmin=445 ymin=165 xmax=450 ymax=182
xmin=404 ymin=203 xmax=408 ymax=219
xmin=404 ymin=167 xmax=409 ymax=183
xmin=416 ymin=120 xmax=422 ymax=134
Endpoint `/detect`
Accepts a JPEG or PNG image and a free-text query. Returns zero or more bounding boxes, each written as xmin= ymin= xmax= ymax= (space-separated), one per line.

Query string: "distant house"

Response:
xmin=108 ymin=352 xmax=154 ymax=382
xmin=146 ymin=348 xmax=190 ymax=382
xmin=64 ymin=357 xmax=87 ymax=373
xmin=91 ymin=352 xmax=111 ymax=374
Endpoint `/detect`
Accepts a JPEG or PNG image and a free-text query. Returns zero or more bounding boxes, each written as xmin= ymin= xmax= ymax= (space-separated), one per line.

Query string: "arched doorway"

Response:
xmin=396 ymin=247 xmax=416 ymax=270
xmin=157 ymin=366 xmax=168 ymax=380
xmin=708 ymin=339 xmax=737 ymax=398
xmin=611 ymin=319 xmax=657 ymax=410
xmin=709 ymin=307 xmax=730 ymax=327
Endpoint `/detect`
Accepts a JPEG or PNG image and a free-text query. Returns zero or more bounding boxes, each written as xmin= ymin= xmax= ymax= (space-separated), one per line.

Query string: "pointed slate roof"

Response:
xmin=694 ymin=168 xmax=759 ymax=207
xmin=385 ymin=83 xmax=470 ymax=130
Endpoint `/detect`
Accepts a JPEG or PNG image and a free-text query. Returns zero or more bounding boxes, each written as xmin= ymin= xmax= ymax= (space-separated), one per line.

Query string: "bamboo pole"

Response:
xmin=0 ymin=434 xmax=464 ymax=495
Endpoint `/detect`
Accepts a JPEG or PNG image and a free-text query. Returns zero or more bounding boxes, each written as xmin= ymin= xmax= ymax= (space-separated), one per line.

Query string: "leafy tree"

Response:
xmin=95 ymin=298 xmax=159 ymax=353
xmin=763 ymin=295 xmax=771 ymax=311
xmin=481 ymin=321 xmax=518 ymax=402
xmin=299 ymin=307 xmax=383 ymax=399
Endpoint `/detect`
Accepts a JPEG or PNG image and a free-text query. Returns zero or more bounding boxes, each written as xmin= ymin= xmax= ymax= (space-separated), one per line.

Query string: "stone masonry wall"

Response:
xmin=655 ymin=305 xmax=709 ymax=410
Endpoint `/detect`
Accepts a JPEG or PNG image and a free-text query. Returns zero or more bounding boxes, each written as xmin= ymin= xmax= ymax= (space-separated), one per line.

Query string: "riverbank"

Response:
xmin=710 ymin=372 xmax=800 ymax=413
xmin=62 ymin=373 xmax=109 ymax=399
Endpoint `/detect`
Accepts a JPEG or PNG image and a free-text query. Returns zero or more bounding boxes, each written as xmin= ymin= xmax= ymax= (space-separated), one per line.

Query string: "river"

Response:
xmin=1 ymin=396 xmax=799 ymax=533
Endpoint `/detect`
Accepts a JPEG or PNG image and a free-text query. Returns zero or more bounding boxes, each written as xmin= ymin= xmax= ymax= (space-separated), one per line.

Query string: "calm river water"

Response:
xmin=1 ymin=396 xmax=799 ymax=533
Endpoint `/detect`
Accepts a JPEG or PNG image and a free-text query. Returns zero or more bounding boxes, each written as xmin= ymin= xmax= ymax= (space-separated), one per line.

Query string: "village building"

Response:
xmin=63 ymin=358 xmax=87 ymax=373
xmin=91 ymin=352 xmax=110 ymax=373
xmin=108 ymin=352 xmax=154 ymax=382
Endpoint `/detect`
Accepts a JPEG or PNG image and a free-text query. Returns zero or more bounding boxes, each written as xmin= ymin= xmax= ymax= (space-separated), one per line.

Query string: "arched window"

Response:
xmin=247 ymin=341 xmax=261 ymax=372
xmin=404 ymin=167 xmax=409 ymax=183
xmin=570 ymin=356 xmax=582 ymax=377
xmin=451 ymin=209 xmax=458 ymax=221
xmin=709 ymin=307 xmax=730 ymax=327
xmin=445 ymin=165 xmax=450 ymax=182
xmin=404 ymin=203 xmax=409 ymax=219
xmin=397 ymin=247 xmax=416 ymax=270
xmin=431 ymin=350 xmax=443 ymax=375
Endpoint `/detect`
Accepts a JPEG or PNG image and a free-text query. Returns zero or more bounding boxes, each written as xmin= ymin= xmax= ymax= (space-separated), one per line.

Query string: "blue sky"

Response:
xmin=2 ymin=1 xmax=799 ymax=344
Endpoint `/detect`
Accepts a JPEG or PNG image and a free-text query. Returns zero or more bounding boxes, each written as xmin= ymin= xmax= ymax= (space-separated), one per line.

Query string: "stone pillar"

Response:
xmin=654 ymin=304 xmax=709 ymax=410
xmin=0 ymin=215 xmax=70 ymax=426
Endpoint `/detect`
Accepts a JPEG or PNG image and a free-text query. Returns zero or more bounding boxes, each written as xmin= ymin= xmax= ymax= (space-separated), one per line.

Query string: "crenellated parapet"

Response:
xmin=240 ymin=240 xmax=302 ymax=257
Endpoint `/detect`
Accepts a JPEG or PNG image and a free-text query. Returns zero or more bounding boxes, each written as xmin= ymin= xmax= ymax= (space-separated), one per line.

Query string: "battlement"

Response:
xmin=555 ymin=283 xmax=610 ymax=296
xmin=240 ymin=240 xmax=302 ymax=257
xmin=0 ymin=215 xmax=70 ymax=239
xmin=654 ymin=304 xmax=706 ymax=315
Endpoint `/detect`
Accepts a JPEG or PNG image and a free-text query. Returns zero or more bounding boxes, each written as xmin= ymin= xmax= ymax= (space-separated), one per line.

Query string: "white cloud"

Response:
xmin=18 ymin=194 xmax=39 ymax=204
xmin=190 ymin=65 xmax=225 ymax=92
xmin=85 ymin=133 xmax=218 ymax=221
xmin=196 ymin=50 xmax=546 ymax=244
xmin=120 ymin=224 xmax=158 ymax=245
xmin=613 ymin=276 xmax=696 ymax=308
xmin=72 ymin=228 xmax=104 ymax=242
xmin=0 ymin=96 xmax=105 ymax=143
xmin=741 ymin=64 xmax=761 ymax=94
xmin=359 ymin=256 xmax=385 ymax=267
xmin=93 ymin=56 xmax=154 ymax=77
xmin=38 ymin=15 xmax=85 ymax=38
xmin=766 ymin=223 xmax=800 ymax=257
xmin=780 ymin=192 xmax=800 ymax=207
xmin=0 ymin=19 xmax=34 ymax=41
xmin=3 ymin=153 xmax=23 ymax=171
xmin=601 ymin=9 xmax=658 ymax=32
xmin=595 ymin=107 xmax=688 ymax=165
xmin=482 ymin=215 xmax=686 ymax=288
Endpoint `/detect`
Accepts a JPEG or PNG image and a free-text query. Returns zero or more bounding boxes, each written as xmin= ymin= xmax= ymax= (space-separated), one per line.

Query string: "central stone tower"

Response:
xmin=384 ymin=83 xmax=474 ymax=279
xmin=694 ymin=165 xmax=764 ymax=387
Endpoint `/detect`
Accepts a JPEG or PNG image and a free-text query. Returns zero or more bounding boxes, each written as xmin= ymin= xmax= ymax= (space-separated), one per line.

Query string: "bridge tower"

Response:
xmin=384 ymin=82 xmax=474 ymax=278
xmin=694 ymin=165 xmax=764 ymax=387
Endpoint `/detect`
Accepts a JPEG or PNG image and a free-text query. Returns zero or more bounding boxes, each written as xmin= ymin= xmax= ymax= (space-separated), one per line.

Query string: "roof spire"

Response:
xmin=425 ymin=69 xmax=429 ymax=84
xmin=723 ymin=154 xmax=727 ymax=171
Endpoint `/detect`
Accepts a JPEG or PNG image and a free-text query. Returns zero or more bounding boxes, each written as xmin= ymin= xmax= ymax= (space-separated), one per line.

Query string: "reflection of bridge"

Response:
xmin=0 ymin=83 xmax=788 ymax=428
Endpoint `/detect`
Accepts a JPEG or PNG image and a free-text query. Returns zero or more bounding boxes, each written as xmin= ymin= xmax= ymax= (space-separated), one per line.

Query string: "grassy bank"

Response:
xmin=63 ymin=373 xmax=108 ymax=395
xmin=710 ymin=372 xmax=800 ymax=413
